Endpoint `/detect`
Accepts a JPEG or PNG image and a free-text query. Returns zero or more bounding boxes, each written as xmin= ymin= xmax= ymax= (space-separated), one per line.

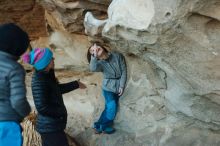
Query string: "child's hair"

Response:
xmin=87 ymin=42 xmax=108 ymax=63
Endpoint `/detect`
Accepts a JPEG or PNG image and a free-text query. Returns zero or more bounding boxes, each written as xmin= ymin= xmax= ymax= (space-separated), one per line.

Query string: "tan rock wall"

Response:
xmin=0 ymin=0 xmax=47 ymax=40
xmin=2 ymin=0 xmax=220 ymax=146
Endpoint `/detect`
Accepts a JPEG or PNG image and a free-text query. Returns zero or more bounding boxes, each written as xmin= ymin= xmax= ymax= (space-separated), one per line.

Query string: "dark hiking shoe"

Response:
xmin=93 ymin=128 xmax=102 ymax=134
xmin=92 ymin=127 xmax=102 ymax=134
xmin=103 ymin=127 xmax=115 ymax=134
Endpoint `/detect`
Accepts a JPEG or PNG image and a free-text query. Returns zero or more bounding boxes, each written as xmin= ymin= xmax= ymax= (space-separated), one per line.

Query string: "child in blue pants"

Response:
xmin=87 ymin=42 xmax=127 ymax=134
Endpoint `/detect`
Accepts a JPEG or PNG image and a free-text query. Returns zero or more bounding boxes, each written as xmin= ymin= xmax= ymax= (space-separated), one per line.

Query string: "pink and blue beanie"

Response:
xmin=22 ymin=48 xmax=53 ymax=70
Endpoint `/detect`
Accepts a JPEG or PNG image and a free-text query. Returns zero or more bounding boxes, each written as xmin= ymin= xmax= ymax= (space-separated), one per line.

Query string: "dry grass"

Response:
xmin=21 ymin=112 xmax=78 ymax=146
xmin=21 ymin=112 xmax=42 ymax=146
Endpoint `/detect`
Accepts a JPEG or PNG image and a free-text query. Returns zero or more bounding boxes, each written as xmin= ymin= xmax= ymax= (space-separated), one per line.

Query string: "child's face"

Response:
xmin=89 ymin=44 xmax=104 ymax=58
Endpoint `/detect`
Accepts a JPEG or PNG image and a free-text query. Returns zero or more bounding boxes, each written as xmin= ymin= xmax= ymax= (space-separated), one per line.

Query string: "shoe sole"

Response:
xmin=102 ymin=129 xmax=116 ymax=134
xmin=92 ymin=128 xmax=102 ymax=134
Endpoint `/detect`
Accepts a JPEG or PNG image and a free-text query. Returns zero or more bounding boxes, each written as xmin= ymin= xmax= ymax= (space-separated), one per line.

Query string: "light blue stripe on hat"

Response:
xmin=33 ymin=48 xmax=53 ymax=70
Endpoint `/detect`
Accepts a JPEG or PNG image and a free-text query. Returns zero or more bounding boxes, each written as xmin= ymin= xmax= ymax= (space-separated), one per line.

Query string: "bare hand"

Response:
xmin=93 ymin=48 xmax=98 ymax=57
xmin=78 ymin=81 xmax=87 ymax=89
xmin=92 ymin=44 xmax=99 ymax=57
xmin=118 ymin=87 xmax=124 ymax=96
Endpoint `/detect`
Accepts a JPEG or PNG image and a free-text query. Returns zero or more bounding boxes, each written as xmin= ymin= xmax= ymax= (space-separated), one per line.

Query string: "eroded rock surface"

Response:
xmin=2 ymin=0 xmax=220 ymax=146
xmin=0 ymin=0 xmax=47 ymax=40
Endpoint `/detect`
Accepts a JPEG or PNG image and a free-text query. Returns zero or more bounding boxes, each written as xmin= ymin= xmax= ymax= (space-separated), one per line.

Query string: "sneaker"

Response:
xmin=103 ymin=127 xmax=115 ymax=134
xmin=93 ymin=127 xmax=102 ymax=134
xmin=92 ymin=125 xmax=102 ymax=134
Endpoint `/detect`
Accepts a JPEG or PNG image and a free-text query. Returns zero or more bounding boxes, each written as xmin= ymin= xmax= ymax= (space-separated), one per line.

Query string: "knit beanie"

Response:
xmin=22 ymin=48 xmax=53 ymax=71
xmin=0 ymin=23 xmax=29 ymax=57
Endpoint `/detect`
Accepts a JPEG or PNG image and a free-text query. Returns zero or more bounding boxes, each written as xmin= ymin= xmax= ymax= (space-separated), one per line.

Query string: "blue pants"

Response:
xmin=94 ymin=89 xmax=119 ymax=130
xmin=0 ymin=121 xmax=22 ymax=146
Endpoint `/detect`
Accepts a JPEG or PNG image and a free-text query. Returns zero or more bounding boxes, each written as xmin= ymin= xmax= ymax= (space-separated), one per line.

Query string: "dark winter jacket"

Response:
xmin=0 ymin=51 xmax=31 ymax=122
xmin=31 ymin=69 xmax=79 ymax=133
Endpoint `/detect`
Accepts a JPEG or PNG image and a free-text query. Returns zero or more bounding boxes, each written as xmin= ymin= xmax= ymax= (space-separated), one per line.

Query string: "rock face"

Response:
xmin=40 ymin=0 xmax=109 ymax=34
xmin=2 ymin=0 xmax=220 ymax=146
xmin=0 ymin=0 xmax=47 ymax=40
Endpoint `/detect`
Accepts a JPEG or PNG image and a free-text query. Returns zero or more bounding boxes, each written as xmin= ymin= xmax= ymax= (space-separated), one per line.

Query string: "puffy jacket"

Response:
xmin=0 ymin=51 xmax=31 ymax=122
xmin=31 ymin=69 xmax=79 ymax=133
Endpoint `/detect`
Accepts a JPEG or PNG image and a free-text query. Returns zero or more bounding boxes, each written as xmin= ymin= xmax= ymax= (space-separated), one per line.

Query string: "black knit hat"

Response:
xmin=0 ymin=23 xmax=29 ymax=57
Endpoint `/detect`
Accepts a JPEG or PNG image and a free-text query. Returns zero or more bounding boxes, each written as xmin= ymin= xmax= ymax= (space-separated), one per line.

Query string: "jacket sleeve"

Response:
xmin=32 ymin=78 xmax=63 ymax=118
xmin=59 ymin=80 xmax=79 ymax=94
xmin=9 ymin=66 xmax=31 ymax=119
xmin=89 ymin=56 xmax=102 ymax=72
xmin=119 ymin=54 xmax=127 ymax=89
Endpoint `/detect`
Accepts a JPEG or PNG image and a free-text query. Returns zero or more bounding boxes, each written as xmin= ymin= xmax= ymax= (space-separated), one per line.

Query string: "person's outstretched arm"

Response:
xmin=59 ymin=81 xmax=79 ymax=94
xmin=59 ymin=80 xmax=87 ymax=94
xmin=9 ymin=66 xmax=31 ymax=119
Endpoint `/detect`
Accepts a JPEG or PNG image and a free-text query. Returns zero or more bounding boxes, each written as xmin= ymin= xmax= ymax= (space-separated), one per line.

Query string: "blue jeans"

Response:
xmin=0 ymin=121 xmax=22 ymax=146
xmin=94 ymin=89 xmax=119 ymax=130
